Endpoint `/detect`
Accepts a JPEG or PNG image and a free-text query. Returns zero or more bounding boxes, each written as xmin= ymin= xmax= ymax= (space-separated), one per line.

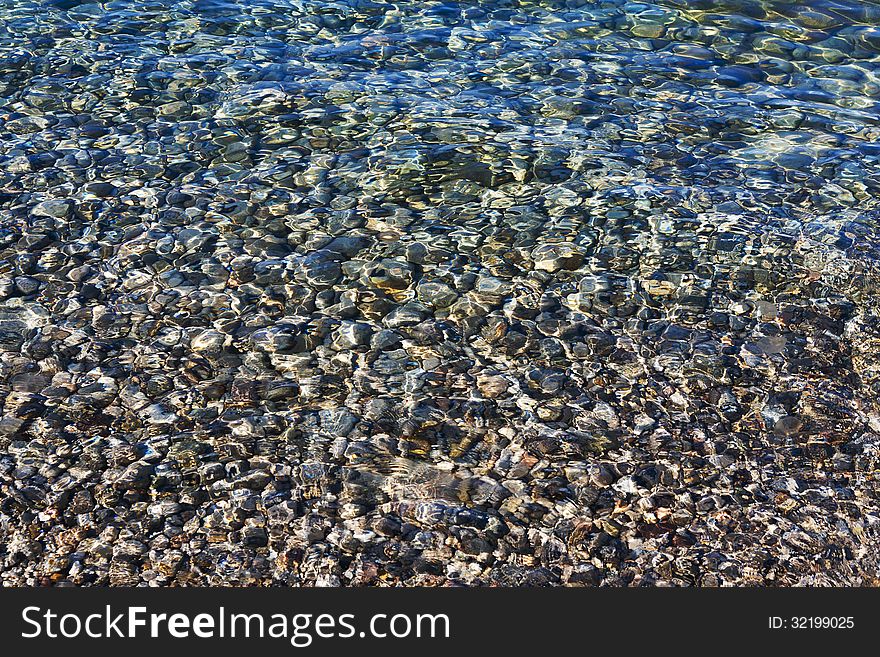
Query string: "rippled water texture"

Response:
xmin=1 ymin=0 xmax=880 ymax=586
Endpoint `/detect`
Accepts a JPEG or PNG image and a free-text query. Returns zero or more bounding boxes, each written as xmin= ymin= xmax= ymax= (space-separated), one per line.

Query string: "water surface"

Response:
xmin=0 ymin=0 xmax=879 ymax=586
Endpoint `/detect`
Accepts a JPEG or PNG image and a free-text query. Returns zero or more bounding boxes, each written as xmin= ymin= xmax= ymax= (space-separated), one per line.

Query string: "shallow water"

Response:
xmin=1 ymin=0 xmax=879 ymax=586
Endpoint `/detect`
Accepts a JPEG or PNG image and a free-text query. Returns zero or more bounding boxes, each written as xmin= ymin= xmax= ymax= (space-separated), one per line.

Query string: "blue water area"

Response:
xmin=0 ymin=1 xmax=879 ymax=587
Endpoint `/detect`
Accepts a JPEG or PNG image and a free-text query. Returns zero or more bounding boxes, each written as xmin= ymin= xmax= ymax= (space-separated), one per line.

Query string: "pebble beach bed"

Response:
xmin=1 ymin=0 xmax=880 ymax=586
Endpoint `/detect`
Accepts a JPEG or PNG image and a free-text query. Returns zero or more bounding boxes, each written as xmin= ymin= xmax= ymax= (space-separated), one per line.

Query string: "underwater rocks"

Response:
xmin=1 ymin=0 xmax=880 ymax=587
